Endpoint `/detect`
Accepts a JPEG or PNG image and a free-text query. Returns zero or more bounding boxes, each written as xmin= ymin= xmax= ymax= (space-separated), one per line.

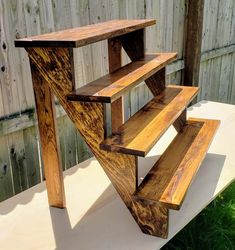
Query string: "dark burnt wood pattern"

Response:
xmin=27 ymin=47 xmax=169 ymax=238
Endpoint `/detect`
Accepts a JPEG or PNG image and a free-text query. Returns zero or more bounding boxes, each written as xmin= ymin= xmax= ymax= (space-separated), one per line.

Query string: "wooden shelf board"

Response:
xmin=134 ymin=118 xmax=220 ymax=210
xmin=67 ymin=53 xmax=177 ymax=103
xmin=15 ymin=19 xmax=155 ymax=48
xmin=100 ymin=85 xmax=199 ymax=156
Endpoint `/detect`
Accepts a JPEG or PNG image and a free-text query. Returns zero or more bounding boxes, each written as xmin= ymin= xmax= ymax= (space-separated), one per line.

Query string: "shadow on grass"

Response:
xmin=162 ymin=181 xmax=235 ymax=250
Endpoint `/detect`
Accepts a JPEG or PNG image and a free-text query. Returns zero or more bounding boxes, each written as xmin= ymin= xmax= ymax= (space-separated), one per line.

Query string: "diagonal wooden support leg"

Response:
xmin=173 ymin=109 xmax=187 ymax=132
xmin=121 ymin=31 xmax=186 ymax=134
xmin=145 ymin=67 xmax=166 ymax=96
xmin=120 ymin=28 xmax=166 ymax=96
xmin=26 ymin=47 xmax=169 ymax=238
xmin=28 ymin=54 xmax=66 ymax=208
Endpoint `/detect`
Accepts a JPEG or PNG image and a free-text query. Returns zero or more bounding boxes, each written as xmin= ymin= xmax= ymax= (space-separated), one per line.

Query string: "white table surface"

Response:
xmin=0 ymin=101 xmax=234 ymax=250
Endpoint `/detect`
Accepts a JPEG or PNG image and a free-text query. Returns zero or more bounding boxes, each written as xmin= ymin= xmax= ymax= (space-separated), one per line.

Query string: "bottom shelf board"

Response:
xmin=134 ymin=118 xmax=220 ymax=210
xmin=0 ymin=101 xmax=234 ymax=250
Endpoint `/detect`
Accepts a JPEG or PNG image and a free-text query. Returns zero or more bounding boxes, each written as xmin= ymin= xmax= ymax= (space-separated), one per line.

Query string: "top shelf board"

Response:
xmin=15 ymin=19 xmax=156 ymax=48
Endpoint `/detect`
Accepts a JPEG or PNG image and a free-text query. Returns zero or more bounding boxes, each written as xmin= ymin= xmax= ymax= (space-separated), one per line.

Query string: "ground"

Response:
xmin=163 ymin=181 xmax=235 ymax=250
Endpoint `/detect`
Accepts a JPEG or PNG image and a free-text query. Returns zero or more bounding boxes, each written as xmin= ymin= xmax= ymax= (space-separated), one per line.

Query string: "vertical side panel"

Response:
xmin=0 ymin=135 xmax=14 ymax=201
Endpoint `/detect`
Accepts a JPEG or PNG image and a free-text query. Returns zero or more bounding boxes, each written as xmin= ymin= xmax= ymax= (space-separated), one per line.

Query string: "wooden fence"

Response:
xmin=199 ymin=0 xmax=235 ymax=103
xmin=0 ymin=0 xmax=234 ymax=202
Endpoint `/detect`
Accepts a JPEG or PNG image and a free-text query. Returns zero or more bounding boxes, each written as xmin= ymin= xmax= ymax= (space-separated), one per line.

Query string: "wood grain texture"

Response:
xmin=0 ymin=136 xmax=14 ymax=201
xmin=8 ymin=133 xmax=27 ymax=194
xmin=145 ymin=67 xmax=166 ymax=96
xmin=108 ymin=38 xmax=124 ymax=133
xmin=28 ymin=52 xmax=66 ymax=208
xmin=173 ymin=109 xmax=186 ymax=132
xmin=134 ymin=118 xmax=220 ymax=210
xmin=67 ymin=53 xmax=177 ymax=103
xmin=100 ymin=86 xmax=199 ymax=156
xmin=183 ymin=0 xmax=204 ymax=86
xmin=15 ymin=19 xmax=156 ymax=48
xmin=108 ymin=38 xmax=122 ymax=72
xmin=111 ymin=97 xmax=124 ymax=133
xmin=26 ymin=47 xmax=168 ymax=238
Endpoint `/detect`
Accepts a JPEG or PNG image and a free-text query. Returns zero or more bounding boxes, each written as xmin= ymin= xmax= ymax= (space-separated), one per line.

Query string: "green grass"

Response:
xmin=162 ymin=181 xmax=235 ymax=250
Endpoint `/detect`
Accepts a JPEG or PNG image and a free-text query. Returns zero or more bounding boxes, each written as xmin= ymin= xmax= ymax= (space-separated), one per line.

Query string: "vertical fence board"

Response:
xmin=218 ymin=54 xmax=234 ymax=103
xmin=58 ymin=116 xmax=66 ymax=171
xmin=63 ymin=117 xmax=77 ymax=170
xmin=70 ymin=0 xmax=94 ymax=88
xmin=229 ymin=0 xmax=235 ymax=44
xmin=23 ymin=126 xmax=41 ymax=187
xmin=0 ymin=0 xmax=21 ymax=115
xmin=88 ymin=0 xmax=109 ymax=80
xmin=75 ymin=131 xmax=92 ymax=163
xmin=0 ymin=136 xmax=14 ymax=201
xmin=229 ymin=52 xmax=235 ymax=104
xmin=8 ymin=132 xmax=28 ymax=194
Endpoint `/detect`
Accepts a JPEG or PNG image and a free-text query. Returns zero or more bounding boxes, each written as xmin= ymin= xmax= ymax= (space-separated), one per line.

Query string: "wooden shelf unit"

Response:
xmin=15 ymin=19 xmax=220 ymax=238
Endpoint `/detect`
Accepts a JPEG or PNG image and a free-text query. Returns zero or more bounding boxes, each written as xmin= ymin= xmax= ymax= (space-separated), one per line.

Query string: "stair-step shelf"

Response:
xmin=15 ymin=19 xmax=220 ymax=239
xmin=134 ymin=118 xmax=220 ymax=210
xmin=100 ymin=85 xmax=199 ymax=156
xmin=67 ymin=53 xmax=177 ymax=103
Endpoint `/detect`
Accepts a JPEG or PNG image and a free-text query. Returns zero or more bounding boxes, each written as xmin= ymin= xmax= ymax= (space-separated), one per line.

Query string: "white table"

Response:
xmin=0 ymin=101 xmax=234 ymax=250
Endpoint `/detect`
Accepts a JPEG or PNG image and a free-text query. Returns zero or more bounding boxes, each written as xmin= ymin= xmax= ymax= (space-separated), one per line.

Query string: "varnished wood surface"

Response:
xmin=100 ymin=86 xmax=199 ymax=157
xmin=27 ymin=47 xmax=168 ymax=238
xmin=67 ymin=53 xmax=177 ymax=103
xmin=15 ymin=19 xmax=155 ymax=48
xmin=134 ymin=118 xmax=220 ymax=210
xmin=29 ymin=54 xmax=66 ymax=208
xmin=145 ymin=67 xmax=166 ymax=96
xmin=108 ymin=38 xmax=124 ymax=133
xmin=173 ymin=109 xmax=186 ymax=132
